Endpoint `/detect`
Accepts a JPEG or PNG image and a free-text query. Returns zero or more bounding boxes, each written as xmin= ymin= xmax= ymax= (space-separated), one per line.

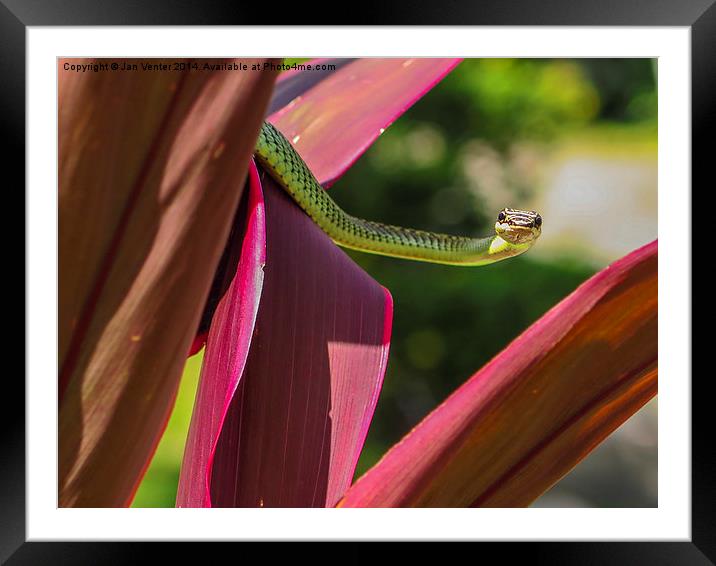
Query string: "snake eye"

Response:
xmin=497 ymin=211 xmax=506 ymax=222
xmin=534 ymin=215 xmax=542 ymax=228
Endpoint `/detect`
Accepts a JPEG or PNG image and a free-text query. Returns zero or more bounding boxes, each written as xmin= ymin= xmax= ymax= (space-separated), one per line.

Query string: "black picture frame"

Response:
xmin=6 ymin=0 xmax=707 ymax=562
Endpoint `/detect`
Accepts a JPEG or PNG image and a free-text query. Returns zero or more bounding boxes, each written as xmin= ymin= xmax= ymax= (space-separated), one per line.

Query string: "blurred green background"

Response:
xmin=132 ymin=58 xmax=657 ymax=508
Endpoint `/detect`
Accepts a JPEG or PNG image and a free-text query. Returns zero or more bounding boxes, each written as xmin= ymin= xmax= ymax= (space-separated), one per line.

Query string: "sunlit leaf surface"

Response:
xmin=339 ymin=240 xmax=657 ymax=507
xmin=266 ymin=58 xmax=357 ymax=116
xmin=59 ymin=58 xmax=278 ymax=507
xmin=268 ymin=58 xmax=462 ymax=187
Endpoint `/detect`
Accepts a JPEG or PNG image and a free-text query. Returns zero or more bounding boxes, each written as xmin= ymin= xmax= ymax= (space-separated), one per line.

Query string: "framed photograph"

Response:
xmin=9 ymin=0 xmax=707 ymax=562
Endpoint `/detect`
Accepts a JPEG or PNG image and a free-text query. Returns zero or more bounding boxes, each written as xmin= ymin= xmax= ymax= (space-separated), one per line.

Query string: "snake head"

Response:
xmin=495 ymin=208 xmax=542 ymax=245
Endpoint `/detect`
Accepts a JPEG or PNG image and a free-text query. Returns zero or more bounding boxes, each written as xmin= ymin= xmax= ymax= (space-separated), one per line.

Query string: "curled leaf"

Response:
xmin=177 ymin=168 xmax=392 ymax=507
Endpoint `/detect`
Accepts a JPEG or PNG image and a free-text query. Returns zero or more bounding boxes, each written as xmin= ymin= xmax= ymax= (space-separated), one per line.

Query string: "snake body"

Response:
xmin=254 ymin=121 xmax=541 ymax=266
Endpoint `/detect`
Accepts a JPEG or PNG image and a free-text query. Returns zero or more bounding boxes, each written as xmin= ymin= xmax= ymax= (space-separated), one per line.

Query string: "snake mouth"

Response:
xmin=495 ymin=223 xmax=541 ymax=245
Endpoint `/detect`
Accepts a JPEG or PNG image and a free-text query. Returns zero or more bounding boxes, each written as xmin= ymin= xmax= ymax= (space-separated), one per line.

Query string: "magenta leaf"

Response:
xmin=177 ymin=166 xmax=392 ymax=507
xmin=266 ymin=58 xmax=357 ymax=116
xmin=268 ymin=58 xmax=462 ymax=186
xmin=176 ymin=162 xmax=267 ymax=507
xmin=59 ymin=59 xmax=278 ymax=507
xmin=339 ymin=241 xmax=658 ymax=507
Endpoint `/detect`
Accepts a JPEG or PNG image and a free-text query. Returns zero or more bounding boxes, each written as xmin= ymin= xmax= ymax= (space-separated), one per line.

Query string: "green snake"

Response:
xmin=254 ymin=121 xmax=542 ymax=266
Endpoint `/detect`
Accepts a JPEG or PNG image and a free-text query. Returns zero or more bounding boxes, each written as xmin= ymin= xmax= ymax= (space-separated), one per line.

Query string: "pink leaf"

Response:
xmin=339 ymin=241 xmax=658 ymax=507
xmin=177 ymin=166 xmax=393 ymax=507
xmin=176 ymin=161 xmax=267 ymax=507
xmin=58 ymin=59 xmax=278 ymax=507
xmin=266 ymin=58 xmax=356 ymax=116
xmin=268 ymin=58 xmax=462 ymax=186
